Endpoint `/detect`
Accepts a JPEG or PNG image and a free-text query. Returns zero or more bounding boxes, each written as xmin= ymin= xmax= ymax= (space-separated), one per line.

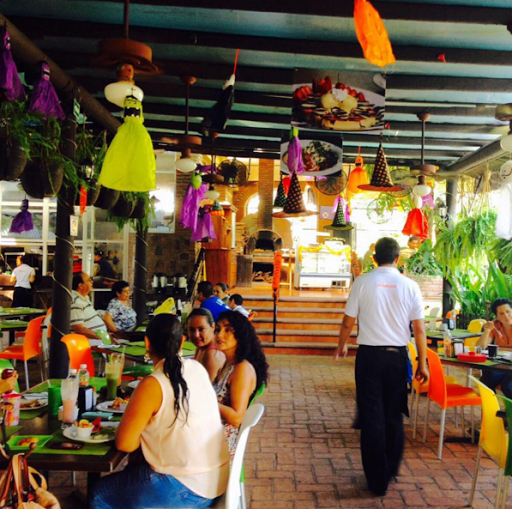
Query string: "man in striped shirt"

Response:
xmin=70 ymin=272 xmax=108 ymax=342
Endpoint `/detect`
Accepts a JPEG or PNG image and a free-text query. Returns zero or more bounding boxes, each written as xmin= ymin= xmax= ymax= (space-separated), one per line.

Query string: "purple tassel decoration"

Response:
xmin=191 ymin=206 xmax=217 ymax=242
xmin=287 ymin=128 xmax=305 ymax=175
xmin=0 ymin=26 xmax=26 ymax=101
xmin=179 ymin=182 xmax=207 ymax=231
xmin=9 ymin=199 xmax=34 ymax=234
xmin=29 ymin=62 xmax=65 ymax=120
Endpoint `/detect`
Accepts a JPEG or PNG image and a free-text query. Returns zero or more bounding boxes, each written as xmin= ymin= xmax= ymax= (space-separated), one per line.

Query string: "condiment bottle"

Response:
xmin=78 ymin=364 xmax=90 ymax=387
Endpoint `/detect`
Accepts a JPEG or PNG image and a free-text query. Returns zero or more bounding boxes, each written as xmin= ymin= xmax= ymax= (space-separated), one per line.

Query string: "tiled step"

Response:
xmin=261 ymin=342 xmax=358 ymax=356
xmin=251 ymin=308 xmax=345 ymax=320
xmin=256 ymin=328 xmax=357 ymax=344
xmin=242 ymin=295 xmax=348 ymax=310
xmin=252 ymin=317 xmax=343 ymax=331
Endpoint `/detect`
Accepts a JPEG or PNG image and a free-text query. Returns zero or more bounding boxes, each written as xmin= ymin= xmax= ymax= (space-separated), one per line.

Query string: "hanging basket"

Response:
xmin=111 ymin=193 xmax=136 ymax=217
xmin=74 ymin=180 xmax=102 ymax=207
xmin=0 ymin=140 xmax=28 ymax=181
xmin=94 ymin=186 xmax=120 ymax=210
xmin=129 ymin=196 xmax=146 ymax=219
xmin=21 ymin=160 xmax=64 ymax=198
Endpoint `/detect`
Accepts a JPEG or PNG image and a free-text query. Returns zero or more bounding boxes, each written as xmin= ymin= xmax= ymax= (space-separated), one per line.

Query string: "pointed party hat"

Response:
xmin=273 ymin=172 xmax=317 ymax=218
xmin=325 ymin=197 xmax=353 ymax=231
xmin=358 ymin=143 xmax=403 ymax=192
xmin=273 ymin=179 xmax=287 ymax=208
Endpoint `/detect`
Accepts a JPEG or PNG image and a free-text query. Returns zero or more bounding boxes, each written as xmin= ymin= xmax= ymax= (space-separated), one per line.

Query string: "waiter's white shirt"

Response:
xmin=344 ymin=266 xmax=424 ymax=347
xmin=12 ymin=264 xmax=35 ymax=289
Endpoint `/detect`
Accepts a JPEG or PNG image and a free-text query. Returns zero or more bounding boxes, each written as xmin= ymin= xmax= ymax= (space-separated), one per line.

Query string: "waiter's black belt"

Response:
xmin=359 ymin=345 xmax=406 ymax=352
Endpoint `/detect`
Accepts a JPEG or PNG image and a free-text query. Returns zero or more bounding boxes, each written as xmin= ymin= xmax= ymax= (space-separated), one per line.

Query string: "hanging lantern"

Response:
xmin=402 ymin=208 xmax=429 ymax=239
xmin=9 ymin=199 xmax=33 ymax=234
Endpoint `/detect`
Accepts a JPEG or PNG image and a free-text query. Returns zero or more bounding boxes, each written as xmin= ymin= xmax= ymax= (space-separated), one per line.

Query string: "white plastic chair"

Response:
xmin=192 ymin=404 xmax=265 ymax=509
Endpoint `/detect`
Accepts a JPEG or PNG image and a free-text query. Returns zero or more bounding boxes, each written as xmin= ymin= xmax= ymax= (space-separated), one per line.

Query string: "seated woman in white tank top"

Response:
xmin=90 ymin=314 xmax=230 ymax=509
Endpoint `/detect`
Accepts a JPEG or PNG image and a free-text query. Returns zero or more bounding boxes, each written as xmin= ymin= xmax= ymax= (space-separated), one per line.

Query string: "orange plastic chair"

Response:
xmin=61 ymin=334 xmax=95 ymax=376
xmin=468 ymin=377 xmax=508 ymax=509
xmin=0 ymin=315 xmax=45 ymax=390
xmin=423 ymin=348 xmax=481 ymax=459
xmin=407 ymin=342 xmax=458 ymax=439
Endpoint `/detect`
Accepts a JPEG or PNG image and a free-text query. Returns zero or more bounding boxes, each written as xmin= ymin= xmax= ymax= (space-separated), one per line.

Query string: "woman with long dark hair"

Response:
xmin=90 ymin=314 xmax=229 ymax=509
xmin=213 ymin=310 xmax=268 ymax=455
xmin=187 ymin=308 xmax=226 ymax=382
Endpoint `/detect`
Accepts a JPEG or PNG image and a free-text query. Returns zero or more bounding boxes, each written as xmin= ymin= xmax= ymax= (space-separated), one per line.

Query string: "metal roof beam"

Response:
xmin=101 ymin=0 xmax=512 ymax=26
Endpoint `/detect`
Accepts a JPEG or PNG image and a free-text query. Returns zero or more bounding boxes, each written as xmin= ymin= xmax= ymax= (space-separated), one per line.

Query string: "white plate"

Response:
xmin=96 ymin=401 xmax=126 ymax=414
xmin=63 ymin=422 xmax=118 ymax=444
xmin=127 ymin=380 xmax=140 ymax=389
xmin=19 ymin=398 xmax=48 ymax=410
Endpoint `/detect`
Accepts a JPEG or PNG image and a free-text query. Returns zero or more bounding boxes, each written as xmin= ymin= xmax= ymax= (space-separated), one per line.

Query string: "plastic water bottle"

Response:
xmin=68 ymin=368 xmax=79 ymax=391
xmin=78 ymin=364 xmax=90 ymax=387
xmin=443 ymin=330 xmax=453 ymax=357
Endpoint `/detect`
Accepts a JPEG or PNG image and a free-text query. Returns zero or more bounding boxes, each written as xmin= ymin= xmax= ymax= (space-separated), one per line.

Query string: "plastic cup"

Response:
xmin=488 ymin=344 xmax=498 ymax=359
xmin=61 ymin=378 xmax=78 ymax=424
xmin=48 ymin=385 xmax=62 ymax=418
xmin=105 ymin=362 xmax=119 ymax=401
xmin=2 ymin=393 xmax=21 ymax=426
xmin=110 ymin=353 xmax=125 ymax=387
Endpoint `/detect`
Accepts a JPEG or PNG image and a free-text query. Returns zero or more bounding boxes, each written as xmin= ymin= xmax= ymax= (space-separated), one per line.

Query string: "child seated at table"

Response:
xmin=89 ymin=314 xmax=229 ymax=509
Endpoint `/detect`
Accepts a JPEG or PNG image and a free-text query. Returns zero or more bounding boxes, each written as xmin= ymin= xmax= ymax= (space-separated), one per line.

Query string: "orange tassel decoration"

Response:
xmin=346 ymin=147 xmax=369 ymax=194
xmin=354 ymin=0 xmax=396 ymax=67
xmin=402 ymin=208 xmax=429 ymax=239
xmin=79 ymin=186 xmax=87 ymax=215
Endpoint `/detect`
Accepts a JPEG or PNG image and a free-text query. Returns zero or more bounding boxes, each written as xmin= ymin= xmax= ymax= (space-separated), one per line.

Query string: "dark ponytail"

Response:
xmin=146 ymin=314 xmax=189 ymax=425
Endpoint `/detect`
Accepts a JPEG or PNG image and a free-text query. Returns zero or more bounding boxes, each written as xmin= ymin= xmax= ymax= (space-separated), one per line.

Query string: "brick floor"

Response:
xmin=19 ymin=355 xmax=512 ymax=508
xmin=244 ymin=355 xmax=511 ymax=509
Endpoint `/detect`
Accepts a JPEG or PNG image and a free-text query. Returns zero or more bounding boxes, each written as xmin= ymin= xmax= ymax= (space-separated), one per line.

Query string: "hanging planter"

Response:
xmin=111 ymin=192 xmax=136 ymax=217
xmin=0 ymin=139 xmax=27 ymax=181
xmin=95 ymin=186 xmax=120 ymax=210
xmin=21 ymin=160 xmax=64 ymax=198
xmin=129 ymin=195 xmax=147 ymax=219
xmin=84 ymin=180 xmax=102 ymax=206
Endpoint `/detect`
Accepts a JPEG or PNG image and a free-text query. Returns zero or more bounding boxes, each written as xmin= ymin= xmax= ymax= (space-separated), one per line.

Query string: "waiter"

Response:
xmin=334 ymin=237 xmax=428 ymax=496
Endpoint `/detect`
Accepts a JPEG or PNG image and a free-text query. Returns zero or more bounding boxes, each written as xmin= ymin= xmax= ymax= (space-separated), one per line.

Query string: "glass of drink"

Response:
xmin=110 ymin=352 xmax=125 ymax=387
xmin=60 ymin=378 xmax=78 ymax=426
xmin=105 ymin=362 xmax=120 ymax=401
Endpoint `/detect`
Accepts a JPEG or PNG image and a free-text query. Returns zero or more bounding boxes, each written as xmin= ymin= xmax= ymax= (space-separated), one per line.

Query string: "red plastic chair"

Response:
xmin=423 ymin=348 xmax=481 ymax=459
xmin=61 ymin=334 xmax=95 ymax=376
xmin=0 ymin=315 xmax=45 ymax=390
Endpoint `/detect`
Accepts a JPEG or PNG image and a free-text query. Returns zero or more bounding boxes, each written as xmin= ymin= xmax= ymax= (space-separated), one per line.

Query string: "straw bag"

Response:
xmin=0 ymin=454 xmax=61 ymax=509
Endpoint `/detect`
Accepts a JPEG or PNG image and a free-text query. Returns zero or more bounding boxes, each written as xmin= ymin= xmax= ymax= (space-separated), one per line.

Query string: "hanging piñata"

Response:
xmin=29 ymin=62 xmax=65 ymax=120
xmin=402 ymin=196 xmax=429 ymax=239
xmin=496 ymin=160 xmax=512 ymax=240
xmin=354 ymin=0 xmax=396 ymax=68
xmin=346 ymin=147 xmax=369 ymax=195
xmin=180 ymin=173 xmax=206 ymax=231
xmin=9 ymin=199 xmax=33 ymax=234
xmin=191 ymin=205 xmax=217 ymax=242
xmin=0 ymin=26 xmax=26 ymax=101
xmin=287 ymin=127 xmax=305 ymax=175
xmin=98 ymin=96 xmax=156 ymax=192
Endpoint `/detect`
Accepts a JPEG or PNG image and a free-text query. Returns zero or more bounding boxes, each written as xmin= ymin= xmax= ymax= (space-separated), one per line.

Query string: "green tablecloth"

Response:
xmin=0 ymin=308 xmax=44 ymax=317
xmin=0 ymin=320 xmax=28 ymax=330
xmin=33 ymin=429 xmax=112 ymax=456
xmin=441 ymin=356 xmax=501 ymax=367
xmin=26 ymin=378 xmax=107 ymax=394
xmin=4 ymin=425 xmax=23 ymax=439
xmin=20 ymin=408 xmax=46 ymax=420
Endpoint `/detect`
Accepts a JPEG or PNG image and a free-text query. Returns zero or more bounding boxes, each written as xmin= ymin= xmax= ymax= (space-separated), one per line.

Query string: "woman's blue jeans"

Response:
xmin=89 ymin=461 xmax=216 ymax=509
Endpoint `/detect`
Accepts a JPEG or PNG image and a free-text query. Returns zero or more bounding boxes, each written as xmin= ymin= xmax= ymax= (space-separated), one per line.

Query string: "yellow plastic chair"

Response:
xmin=468 ymin=377 xmax=508 ymax=509
xmin=468 ymin=319 xmax=486 ymax=334
xmin=407 ymin=342 xmax=458 ymax=439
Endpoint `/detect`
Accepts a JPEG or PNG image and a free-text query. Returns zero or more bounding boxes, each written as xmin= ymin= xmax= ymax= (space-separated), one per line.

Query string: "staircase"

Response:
xmin=240 ymin=292 xmax=358 ymax=355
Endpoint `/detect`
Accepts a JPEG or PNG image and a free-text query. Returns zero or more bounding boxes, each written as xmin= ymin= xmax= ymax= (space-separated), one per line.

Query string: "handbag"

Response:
xmin=0 ymin=453 xmax=60 ymax=509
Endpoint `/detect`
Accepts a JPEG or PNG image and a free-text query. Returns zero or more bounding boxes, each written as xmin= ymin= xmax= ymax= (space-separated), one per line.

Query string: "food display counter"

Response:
xmin=294 ymin=242 xmax=352 ymax=289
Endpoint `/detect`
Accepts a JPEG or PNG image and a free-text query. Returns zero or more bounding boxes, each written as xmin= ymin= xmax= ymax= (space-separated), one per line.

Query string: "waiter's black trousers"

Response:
xmin=355 ymin=345 xmax=409 ymax=495
xmin=12 ymin=287 xmax=33 ymax=308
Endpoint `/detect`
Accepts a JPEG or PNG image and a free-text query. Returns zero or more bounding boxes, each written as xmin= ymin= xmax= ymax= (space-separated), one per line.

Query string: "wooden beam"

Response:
xmin=100 ymin=0 xmax=512 ymax=26
xmin=10 ymin=16 xmax=512 ymax=69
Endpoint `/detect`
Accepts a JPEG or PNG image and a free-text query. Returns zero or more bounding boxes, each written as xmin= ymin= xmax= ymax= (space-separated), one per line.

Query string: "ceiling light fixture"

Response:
xmin=104 ymin=63 xmax=144 ymax=107
xmin=204 ymin=184 xmax=220 ymax=200
xmin=412 ymin=175 xmax=431 ymax=197
xmin=495 ymin=103 xmax=512 ymax=151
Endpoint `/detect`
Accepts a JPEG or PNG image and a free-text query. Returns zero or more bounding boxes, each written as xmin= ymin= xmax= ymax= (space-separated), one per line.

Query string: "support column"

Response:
xmin=49 ymin=100 xmax=76 ymax=378
xmin=132 ymin=226 xmax=148 ymax=324
xmin=258 ymin=159 xmax=274 ymax=230
xmin=442 ymin=178 xmax=458 ymax=321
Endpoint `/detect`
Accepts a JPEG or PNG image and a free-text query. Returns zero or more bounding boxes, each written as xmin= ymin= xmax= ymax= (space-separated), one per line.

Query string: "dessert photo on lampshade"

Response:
xmin=292 ymin=68 xmax=386 ymax=133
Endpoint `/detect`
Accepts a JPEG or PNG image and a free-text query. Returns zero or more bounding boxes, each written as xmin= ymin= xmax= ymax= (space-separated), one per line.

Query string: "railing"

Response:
xmin=187 ymin=248 xmax=206 ymax=304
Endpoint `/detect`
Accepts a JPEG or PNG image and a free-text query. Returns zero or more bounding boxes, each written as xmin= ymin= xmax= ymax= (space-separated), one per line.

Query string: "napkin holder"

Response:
xmin=78 ymin=386 xmax=94 ymax=415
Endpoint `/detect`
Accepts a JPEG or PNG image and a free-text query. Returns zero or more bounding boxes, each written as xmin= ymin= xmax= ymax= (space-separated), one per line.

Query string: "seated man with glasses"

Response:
xmin=70 ymin=272 xmax=109 ymax=345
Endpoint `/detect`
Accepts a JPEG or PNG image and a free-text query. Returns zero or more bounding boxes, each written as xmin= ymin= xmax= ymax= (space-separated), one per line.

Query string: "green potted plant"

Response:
xmin=0 ymin=100 xmax=37 ymax=181
xmin=404 ymin=239 xmax=441 ymax=276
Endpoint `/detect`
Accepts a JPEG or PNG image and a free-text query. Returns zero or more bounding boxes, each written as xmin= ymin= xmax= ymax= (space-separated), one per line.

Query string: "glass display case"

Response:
xmin=295 ymin=241 xmax=352 ymax=289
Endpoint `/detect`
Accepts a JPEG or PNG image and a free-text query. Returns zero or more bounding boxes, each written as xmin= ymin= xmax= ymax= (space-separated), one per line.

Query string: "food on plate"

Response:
xmin=74 ymin=419 xmax=93 ymax=428
xmin=284 ymin=141 xmax=339 ymax=173
xmin=18 ymin=437 xmax=38 ymax=446
xmin=92 ymin=427 xmax=116 ymax=441
xmin=20 ymin=399 xmax=46 ymax=409
xmin=293 ymin=76 xmax=383 ymax=131
xmin=109 ymin=396 xmax=129 ymax=409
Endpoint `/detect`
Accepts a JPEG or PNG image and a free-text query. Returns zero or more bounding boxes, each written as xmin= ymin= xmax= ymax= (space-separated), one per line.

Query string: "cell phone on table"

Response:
xmin=50 ymin=442 xmax=84 ymax=450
